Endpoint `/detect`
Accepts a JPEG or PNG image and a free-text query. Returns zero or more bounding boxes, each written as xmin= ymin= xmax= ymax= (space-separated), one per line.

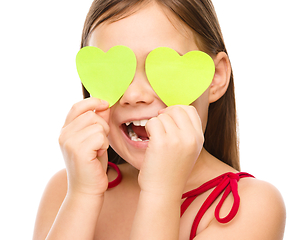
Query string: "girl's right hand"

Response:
xmin=59 ymin=98 xmax=110 ymax=196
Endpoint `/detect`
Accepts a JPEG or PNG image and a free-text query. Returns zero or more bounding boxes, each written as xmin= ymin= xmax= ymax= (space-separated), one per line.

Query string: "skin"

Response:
xmin=33 ymin=2 xmax=286 ymax=240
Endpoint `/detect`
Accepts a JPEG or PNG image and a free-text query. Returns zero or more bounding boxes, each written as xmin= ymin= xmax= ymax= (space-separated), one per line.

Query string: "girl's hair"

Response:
xmin=80 ymin=0 xmax=240 ymax=171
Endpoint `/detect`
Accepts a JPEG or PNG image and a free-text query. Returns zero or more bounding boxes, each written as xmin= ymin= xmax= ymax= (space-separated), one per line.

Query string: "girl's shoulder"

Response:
xmin=192 ymin=172 xmax=286 ymax=240
xmin=33 ymin=168 xmax=68 ymax=239
xmin=33 ymin=165 xmax=139 ymax=240
xmin=36 ymin=168 xmax=68 ymax=213
xmin=237 ymin=176 xmax=285 ymax=220
xmin=180 ymin=154 xmax=286 ymax=240
xmin=224 ymin=177 xmax=285 ymax=239
xmin=238 ymin=176 xmax=286 ymax=226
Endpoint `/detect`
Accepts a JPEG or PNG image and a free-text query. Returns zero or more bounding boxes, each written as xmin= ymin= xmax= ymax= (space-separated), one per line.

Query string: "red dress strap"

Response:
xmin=107 ymin=162 xmax=123 ymax=189
xmin=181 ymin=172 xmax=254 ymax=240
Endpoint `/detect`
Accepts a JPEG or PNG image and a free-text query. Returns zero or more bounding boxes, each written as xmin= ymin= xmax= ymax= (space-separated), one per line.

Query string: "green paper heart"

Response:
xmin=145 ymin=47 xmax=215 ymax=106
xmin=76 ymin=45 xmax=137 ymax=107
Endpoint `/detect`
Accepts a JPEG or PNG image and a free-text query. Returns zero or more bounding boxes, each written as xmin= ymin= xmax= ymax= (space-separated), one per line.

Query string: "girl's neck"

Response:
xmin=183 ymin=148 xmax=238 ymax=193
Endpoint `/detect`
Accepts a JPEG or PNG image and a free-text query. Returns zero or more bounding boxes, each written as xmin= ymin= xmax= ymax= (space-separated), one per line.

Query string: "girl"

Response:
xmin=33 ymin=0 xmax=286 ymax=239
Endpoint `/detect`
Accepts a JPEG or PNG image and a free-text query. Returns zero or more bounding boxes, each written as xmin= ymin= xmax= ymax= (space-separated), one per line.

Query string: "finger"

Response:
xmin=78 ymin=123 xmax=108 ymax=146
xmin=161 ymin=106 xmax=194 ymax=131
xmin=184 ymin=106 xmax=203 ymax=133
xmin=76 ymin=129 xmax=109 ymax=161
xmin=60 ymin=111 xmax=110 ymax=144
xmin=97 ymin=150 xmax=108 ymax=172
xmin=61 ymin=123 xmax=108 ymax=163
xmin=81 ymin=131 xmax=109 ymax=155
xmin=66 ymin=110 xmax=109 ymax=135
xmin=62 ymin=123 xmax=106 ymax=151
xmin=95 ymin=107 xmax=110 ymax=125
xmin=64 ymin=97 xmax=109 ymax=127
xmin=156 ymin=113 xmax=178 ymax=133
xmin=145 ymin=116 xmax=166 ymax=139
xmin=163 ymin=105 xmax=202 ymax=133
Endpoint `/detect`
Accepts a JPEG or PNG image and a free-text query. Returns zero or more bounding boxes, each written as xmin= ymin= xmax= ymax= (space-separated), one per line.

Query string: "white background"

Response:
xmin=0 ymin=0 xmax=293 ymax=239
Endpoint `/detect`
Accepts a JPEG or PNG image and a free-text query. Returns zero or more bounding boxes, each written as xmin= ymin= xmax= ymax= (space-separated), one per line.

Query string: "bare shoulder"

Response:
xmin=238 ymin=176 xmax=284 ymax=204
xmin=33 ymin=169 xmax=68 ymax=240
xmin=195 ymin=177 xmax=286 ymax=240
xmin=240 ymin=177 xmax=285 ymax=213
xmin=238 ymin=178 xmax=286 ymax=238
xmin=238 ymin=177 xmax=286 ymax=225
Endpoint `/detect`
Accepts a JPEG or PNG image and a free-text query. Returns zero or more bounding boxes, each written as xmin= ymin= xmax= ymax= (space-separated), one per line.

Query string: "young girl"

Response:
xmin=33 ymin=0 xmax=286 ymax=239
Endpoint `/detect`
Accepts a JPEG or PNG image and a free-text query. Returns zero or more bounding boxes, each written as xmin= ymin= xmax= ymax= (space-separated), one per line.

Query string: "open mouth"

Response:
xmin=122 ymin=120 xmax=149 ymax=142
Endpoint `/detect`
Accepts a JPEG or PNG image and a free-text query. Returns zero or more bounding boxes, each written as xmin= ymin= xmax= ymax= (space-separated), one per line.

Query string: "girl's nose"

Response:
xmin=119 ymin=71 xmax=155 ymax=106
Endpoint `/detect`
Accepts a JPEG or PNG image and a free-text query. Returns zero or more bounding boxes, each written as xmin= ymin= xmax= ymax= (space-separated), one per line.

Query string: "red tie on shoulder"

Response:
xmin=181 ymin=172 xmax=255 ymax=240
xmin=107 ymin=163 xmax=254 ymax=240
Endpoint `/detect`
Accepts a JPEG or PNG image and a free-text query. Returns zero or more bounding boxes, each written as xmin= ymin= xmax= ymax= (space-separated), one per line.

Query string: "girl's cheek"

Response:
xmin=190 ymin=91 xmax=210 ymax=132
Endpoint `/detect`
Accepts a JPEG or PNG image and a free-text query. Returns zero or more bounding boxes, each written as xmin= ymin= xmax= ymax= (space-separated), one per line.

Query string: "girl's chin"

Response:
xmin=120 ymin=152 xmax=145 ymax=170
xmin=108 ymin=143 xmax=146 ymax=170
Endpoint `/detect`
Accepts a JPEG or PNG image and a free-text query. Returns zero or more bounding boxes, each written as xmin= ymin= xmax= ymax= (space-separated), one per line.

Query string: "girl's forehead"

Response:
xmin=88 ymin=1 xmax=198 ymax=57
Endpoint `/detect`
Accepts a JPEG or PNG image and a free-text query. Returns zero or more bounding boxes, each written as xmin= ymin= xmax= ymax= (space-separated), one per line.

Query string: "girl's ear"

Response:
xmin=209 ymin=52 xmax=231 ymax=103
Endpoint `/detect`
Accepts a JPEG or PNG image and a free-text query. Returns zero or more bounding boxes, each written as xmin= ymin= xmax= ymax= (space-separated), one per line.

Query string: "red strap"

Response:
xmin=106 ymin=163 xmax=254 ymax=239
xmin=107 ymin=162 xmax=122 ymax=189
xmin=181 ymin=172 xmax=254 ymax=240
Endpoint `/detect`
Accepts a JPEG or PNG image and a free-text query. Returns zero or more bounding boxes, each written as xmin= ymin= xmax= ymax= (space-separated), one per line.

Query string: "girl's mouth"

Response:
xmin=122 ymin=120 xmax=149 ymax=142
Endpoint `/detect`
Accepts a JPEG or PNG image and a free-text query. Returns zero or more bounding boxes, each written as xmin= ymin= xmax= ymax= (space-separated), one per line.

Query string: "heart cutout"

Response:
xmin=145 ymin=47 xmax=215 ymax=106
xmin=76 ymin=45 xmax=137 ymax=107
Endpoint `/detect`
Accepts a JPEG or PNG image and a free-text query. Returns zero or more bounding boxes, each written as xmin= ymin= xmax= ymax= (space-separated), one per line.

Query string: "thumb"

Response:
xmin=95 ymin=106 xmax=110 ymax=125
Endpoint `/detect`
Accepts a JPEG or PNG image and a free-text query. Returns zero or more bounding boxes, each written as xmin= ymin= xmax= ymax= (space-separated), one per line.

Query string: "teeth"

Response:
xmin=127 ymin=123 xmax=149 ymax=142
xmin=140 ymin=119 xmax=148 ymax=126
xmin=131 ymin=136 xmax=143 ymax=142
xmin=127 ymin=124 xmax=137 ymax=137
xmin=132 ymin=120 xmax=141 ymax=126
xmin=126 ymin=119 xmax=148 ymax=127
xmin=128 ymin=125 xmax=141 ymax=141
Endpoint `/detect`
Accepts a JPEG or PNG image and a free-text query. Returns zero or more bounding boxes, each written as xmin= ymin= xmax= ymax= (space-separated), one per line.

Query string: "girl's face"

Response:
xmin=88 ymin=2 xmax=210 ymax=169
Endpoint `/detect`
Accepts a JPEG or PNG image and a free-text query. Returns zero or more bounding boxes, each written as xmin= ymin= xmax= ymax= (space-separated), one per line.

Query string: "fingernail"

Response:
xmin=100 ymin=99 xmax=109 ymax=105
xmin=158 ymin=109 xmax=165 ymax=114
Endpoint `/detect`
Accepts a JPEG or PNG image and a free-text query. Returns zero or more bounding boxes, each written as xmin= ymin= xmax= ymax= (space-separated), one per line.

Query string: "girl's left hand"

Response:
xmin=138 ymin=105 xmax=204 ymax=199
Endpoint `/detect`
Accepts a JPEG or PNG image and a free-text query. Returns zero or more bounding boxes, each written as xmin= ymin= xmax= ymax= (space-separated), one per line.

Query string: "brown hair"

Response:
xmin=80 ymin=0 xmax=240 ymax=171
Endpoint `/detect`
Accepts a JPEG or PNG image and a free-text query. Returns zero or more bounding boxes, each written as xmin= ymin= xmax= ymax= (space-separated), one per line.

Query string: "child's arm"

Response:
xmin=130 ymin=191 xmax=182 ymax=240
xmin=33 ymin=98 xmax=110 ymax=240
xmin=33 ymin=169 xmax=104 ymax=240
xmin=130 ymin=105 xmax=204 ymax=240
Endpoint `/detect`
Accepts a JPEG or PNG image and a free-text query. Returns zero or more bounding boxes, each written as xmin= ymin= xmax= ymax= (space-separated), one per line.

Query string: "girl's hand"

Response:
xmin=139 ymin=105 xmax=204 ymax=199
xmin=59 ymin=98 xmax=110 ymax=196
